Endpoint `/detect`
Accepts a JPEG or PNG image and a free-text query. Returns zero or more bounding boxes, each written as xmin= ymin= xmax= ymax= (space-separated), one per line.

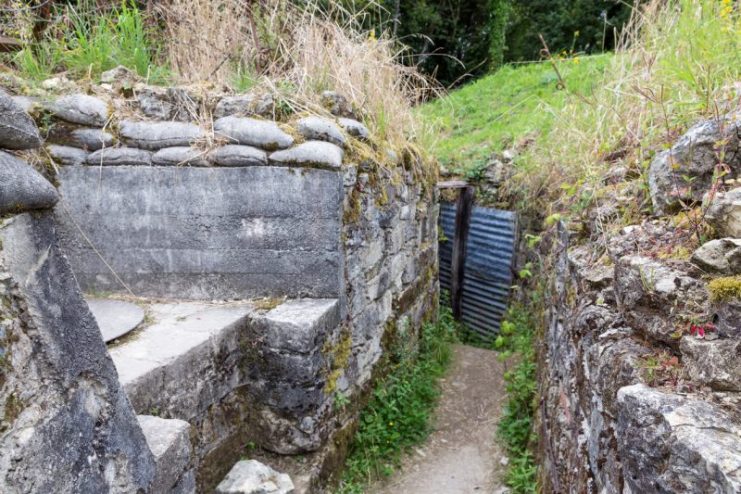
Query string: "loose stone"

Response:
xmin=269 ymin=141 xmax=343 ymax=169
xmin=214 ymin=95 xmax=256 ymax=118
xmin=214 ymin=116 xmax=294 ymax=150
xmin=0 ymin=90 xmax=42 ymax=149
xmin=86 ymin=147 xmax=153 ymax=166
xmin=46 ymin=93 xmax=109 ymax=126
xmin=338 ymin=117 xmax=370 ymax=140
xmin=296 ymin=116 xmax=346 ymax=147
xmin=208 ymin=144 xmax=267 ymax=167
xmin=0 ymin=150 xmax=58 ymax=214
xmin=119 ymin=120 xmax=204 ymax=150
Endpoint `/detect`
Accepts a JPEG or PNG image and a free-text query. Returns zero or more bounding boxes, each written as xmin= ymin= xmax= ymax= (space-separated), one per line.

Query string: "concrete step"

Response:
xmin=138 ymin=415 xmax=195 ymax=494
xmin=109 ymin=301 xmax=255 ymax=417
xmin=105 ymin=297 xmax=341 ymax=482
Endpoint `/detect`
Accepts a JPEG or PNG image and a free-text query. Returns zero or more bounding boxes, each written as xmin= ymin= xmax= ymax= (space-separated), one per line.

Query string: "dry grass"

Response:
xmin=156 ymin=0 xmax=439 ymax=150
xmin=508 ymin=0 xmax=741 ymax=214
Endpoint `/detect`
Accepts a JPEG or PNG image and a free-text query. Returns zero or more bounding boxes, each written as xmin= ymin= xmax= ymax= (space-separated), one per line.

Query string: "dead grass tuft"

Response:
xmin=156 ymin=0 xmax=440 ymax=151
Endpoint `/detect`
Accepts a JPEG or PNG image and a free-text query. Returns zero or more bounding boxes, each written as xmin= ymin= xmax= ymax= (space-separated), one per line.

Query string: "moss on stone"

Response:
xmin=323 ymin=328 xmax=353 ymax=395
xmin=708 ymin=276 xmax=741 ymax=302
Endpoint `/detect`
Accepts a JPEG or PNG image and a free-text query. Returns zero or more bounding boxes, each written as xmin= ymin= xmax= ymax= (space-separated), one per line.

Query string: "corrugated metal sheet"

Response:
xmin=439 ymin=202 xmax=517 ymax=340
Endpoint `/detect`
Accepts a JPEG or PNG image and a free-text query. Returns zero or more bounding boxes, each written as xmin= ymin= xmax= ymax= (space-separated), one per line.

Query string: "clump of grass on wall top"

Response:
xmin=8 ymin=1 xmax=168 ymax=83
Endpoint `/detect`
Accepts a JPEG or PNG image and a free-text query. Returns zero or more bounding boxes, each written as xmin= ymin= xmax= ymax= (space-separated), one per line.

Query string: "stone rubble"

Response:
xmin=216 ymin=460 xmax=294 ymax=494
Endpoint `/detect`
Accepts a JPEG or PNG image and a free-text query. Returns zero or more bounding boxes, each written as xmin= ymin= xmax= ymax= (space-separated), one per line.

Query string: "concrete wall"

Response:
xmin=56 ymin=165 xmax=342 ymax=299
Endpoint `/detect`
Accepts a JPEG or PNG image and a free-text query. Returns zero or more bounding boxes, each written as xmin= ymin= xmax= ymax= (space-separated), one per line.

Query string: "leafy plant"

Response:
xmin=495 ymin=304 xmax=538 ymax=494
xmin=337 ymin=304 xmax=458 ymax=492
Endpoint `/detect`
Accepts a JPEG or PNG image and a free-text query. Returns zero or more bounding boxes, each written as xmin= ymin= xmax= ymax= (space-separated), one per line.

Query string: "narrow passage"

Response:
xmin=371 ymin=345 xmax=508 ymax=494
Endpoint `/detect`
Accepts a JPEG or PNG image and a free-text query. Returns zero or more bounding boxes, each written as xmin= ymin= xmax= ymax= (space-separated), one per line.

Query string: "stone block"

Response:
xmin=617 ymin=384 xmax=741 ymax=493
xmin=680 ymin=337 xmax=741 ymax=391
xmin=138 ymin=415 xmax=194 ymax=494
xmin=56 ymin=166 xmax=342 ymax=299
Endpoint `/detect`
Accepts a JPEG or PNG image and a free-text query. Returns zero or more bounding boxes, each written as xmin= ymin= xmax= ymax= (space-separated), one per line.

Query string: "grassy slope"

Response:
xmin=418 ymin=54 xmax=611 ymax=175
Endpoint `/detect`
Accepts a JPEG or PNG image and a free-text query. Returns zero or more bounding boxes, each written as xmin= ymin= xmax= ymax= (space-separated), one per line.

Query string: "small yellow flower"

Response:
xmin=389 ymin=421 xmax=394 ymax=426
xmin=573 ymin=56 xmax=580 ymax=65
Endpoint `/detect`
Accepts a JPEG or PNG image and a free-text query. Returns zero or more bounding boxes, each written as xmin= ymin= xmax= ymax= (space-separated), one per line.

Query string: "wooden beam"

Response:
xmin=437 ymin=180 xmax=468 ymax=189
xmin=450 ymin=185 xmax=474 ymax=321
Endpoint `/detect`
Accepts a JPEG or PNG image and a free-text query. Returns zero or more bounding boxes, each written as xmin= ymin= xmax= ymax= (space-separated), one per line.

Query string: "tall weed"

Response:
xmin=509 ymin=0 xmax=741 ymax=215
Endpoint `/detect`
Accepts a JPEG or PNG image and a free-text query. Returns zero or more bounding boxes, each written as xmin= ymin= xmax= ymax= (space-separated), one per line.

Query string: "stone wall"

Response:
xmin=0 ymin=74 xmax=438 ymax=493
xmin=0 ymin=90 xmax=157 ymax=493
xmin=537 ymin=115 xmax=741 ymax=493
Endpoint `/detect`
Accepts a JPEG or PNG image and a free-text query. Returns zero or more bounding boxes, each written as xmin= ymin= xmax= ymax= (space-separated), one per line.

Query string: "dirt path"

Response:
xmin=370 ymin=344 xmax=509 ymax=494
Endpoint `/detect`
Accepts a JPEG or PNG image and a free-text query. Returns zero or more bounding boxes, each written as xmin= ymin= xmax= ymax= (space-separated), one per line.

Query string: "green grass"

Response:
xmin=337 ymin=305 xmax=458 ymax=493
xmin=9 ymin=1 xmax=168 ymax=83
xmin=418 ymin=54 xmax=612 ymax=178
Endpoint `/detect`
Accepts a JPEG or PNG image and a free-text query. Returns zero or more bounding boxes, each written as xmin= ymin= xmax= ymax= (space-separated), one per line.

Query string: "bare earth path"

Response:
xmin=370 ymin=344 xmax=508 ymax=494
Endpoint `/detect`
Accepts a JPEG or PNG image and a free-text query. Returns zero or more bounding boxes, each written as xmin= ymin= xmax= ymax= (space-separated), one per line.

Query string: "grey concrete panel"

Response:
xmin=56 ymin=165 xmax=342 ymax=299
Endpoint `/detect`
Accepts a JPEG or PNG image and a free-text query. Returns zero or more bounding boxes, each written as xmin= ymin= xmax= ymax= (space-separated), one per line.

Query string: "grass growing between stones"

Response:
xmin=493 ymin=304 xmax=538 ymax=494
xmin=337 ymin=306 xmax=458 ymax=493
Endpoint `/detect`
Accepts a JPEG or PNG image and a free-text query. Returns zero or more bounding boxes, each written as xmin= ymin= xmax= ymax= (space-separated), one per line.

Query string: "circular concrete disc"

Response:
xmin=85 ymin=298 xmax=145 ymax=343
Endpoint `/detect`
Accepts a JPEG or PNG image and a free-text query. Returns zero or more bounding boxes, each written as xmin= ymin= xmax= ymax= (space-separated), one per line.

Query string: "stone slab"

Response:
xmin=85 ymin=297 xmax=145 ymax=342
xmin=110 ymin=302 xmax=254 ymax=413
xmin=56 ymin=165 xmax=343 ymax=299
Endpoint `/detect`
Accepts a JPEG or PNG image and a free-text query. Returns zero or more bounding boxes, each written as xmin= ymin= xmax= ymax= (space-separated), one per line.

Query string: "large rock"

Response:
xmin=706 ymin=187 xmax=741 ymax=238
xmin=0 ymin=150 xmax=58 ymax=215
xmin=86 ymin=147 xmax=153 ymax=166
xmin=617 ymin=384 xmax=741 ymax=493
xmin=711 ymin=297 xmax=741 ymax=339
xmin=0 ymin=90 xmax=42 ymax=149
xmin=269 ymin=141 xmax=343 ymax=170
xmin=680 ymin=337 xmax=741 ymax=391
xmin=208 ymin=145 xmax=267 ymax=167
xmin=46 ymin=94 xmax=109 ymax=126
xmin=690 ymin=237 xmax=741 ymax=274
xmin=648 ymin=114 xmax=741 ymax=214
xmin=296 ymin=116 xmax=346 ymax=147
xmin=216 ymin=460 xmax=294 ymax=494
xmin=614 ymin=255 xmax=706 ymax=344
xmin=0 ymin=212 xmax=156 ymax=492
xmin=119 ymin=120 xmax=204 ymax=151
xmin=214 ymin=116 xmax=294 ymax=150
